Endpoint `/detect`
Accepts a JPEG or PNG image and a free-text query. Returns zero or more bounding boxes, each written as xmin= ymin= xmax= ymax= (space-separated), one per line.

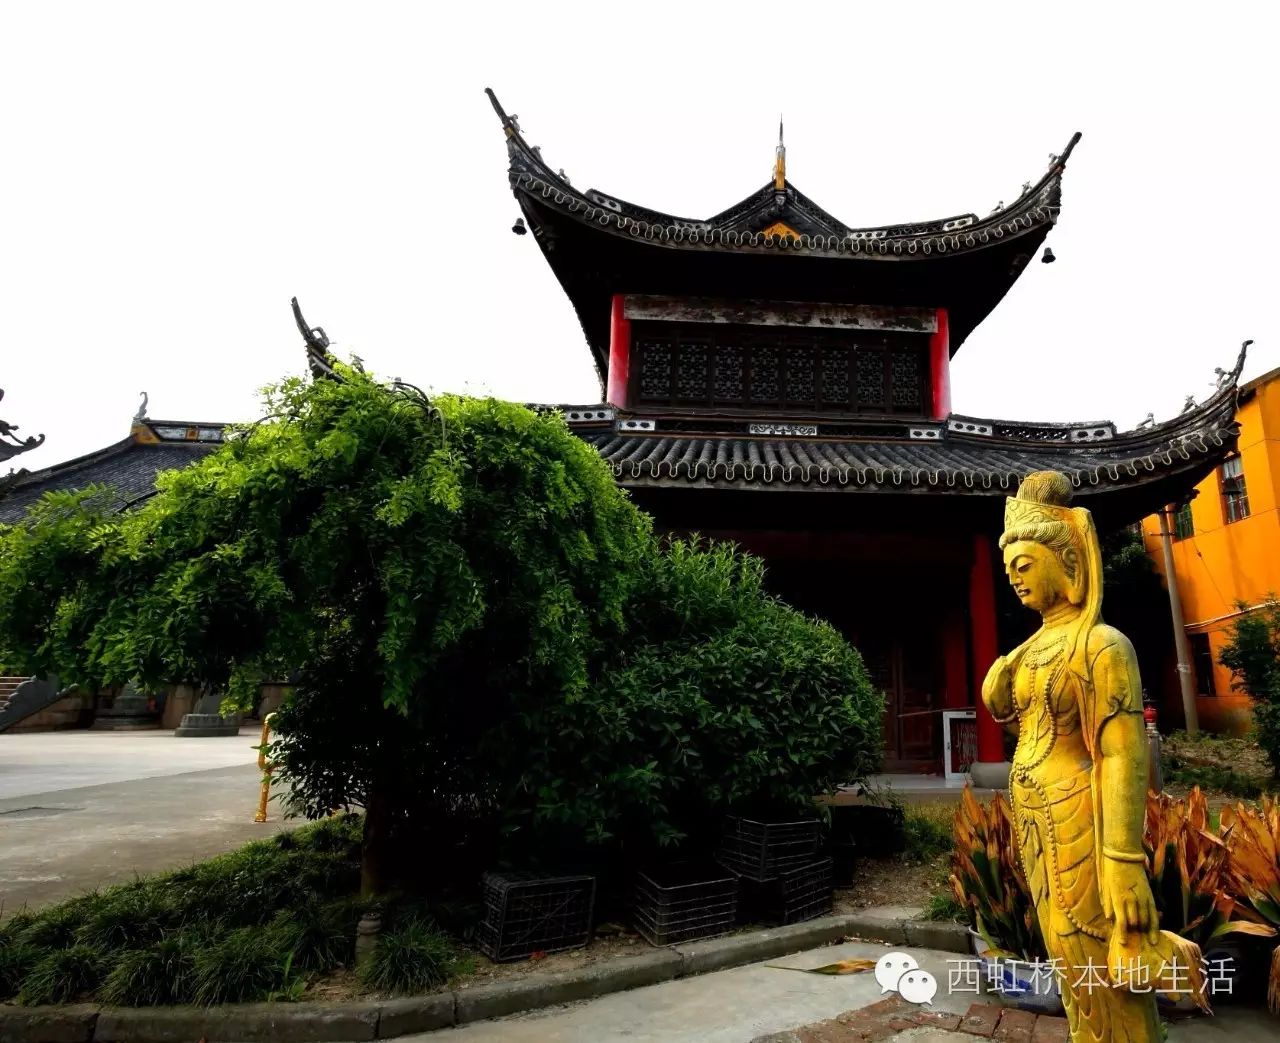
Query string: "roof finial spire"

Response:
xmin=774 ymin=116 xmax=786 ymax=190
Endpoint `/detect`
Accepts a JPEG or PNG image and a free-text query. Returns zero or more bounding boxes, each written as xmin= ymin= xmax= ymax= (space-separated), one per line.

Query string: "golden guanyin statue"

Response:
xmin=982 ymin=471 xmax=1204 ymax=1042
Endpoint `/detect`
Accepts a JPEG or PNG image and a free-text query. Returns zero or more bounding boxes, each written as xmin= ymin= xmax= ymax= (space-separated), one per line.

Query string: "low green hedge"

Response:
xmin=0 ymin=815 xmax=466 ymax=1006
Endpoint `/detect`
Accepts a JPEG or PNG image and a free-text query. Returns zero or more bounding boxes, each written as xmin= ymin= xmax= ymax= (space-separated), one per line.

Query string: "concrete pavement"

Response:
xmin=425 ymin=941 xmax=974 ymax=1043
xmin=401 ymin=940 xmax=1277 ymax=1043
xmin=0 ymin=727 xmax=264 ymax=799
xmin=0 ymin=729 xmax=300 ymax=916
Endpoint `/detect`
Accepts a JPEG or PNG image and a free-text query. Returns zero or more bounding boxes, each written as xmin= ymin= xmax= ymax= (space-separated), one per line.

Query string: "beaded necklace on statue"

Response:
xmin=1015 ymin=633 xmax=1066 ymax=772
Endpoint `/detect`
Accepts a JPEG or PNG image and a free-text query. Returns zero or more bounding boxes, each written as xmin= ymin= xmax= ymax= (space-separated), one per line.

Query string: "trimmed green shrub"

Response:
xmin=18 ymin=944 xmax=107 ymax=1005
xmin=508 ymin=539 xmax=883 ymax=854
xmin=358 ymin=919 xmax=459 ymax=995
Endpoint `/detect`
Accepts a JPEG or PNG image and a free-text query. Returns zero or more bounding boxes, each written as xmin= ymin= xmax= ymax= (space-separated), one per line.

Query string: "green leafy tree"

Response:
xmin=1100 ymin=527 xmax=1174 ymax=695
xmin=0 ymin=367 xmax=652 ymax=891
xmin=1217 ymin=598 xmax=1280 ymax=775
xmin=0 ymin=365 xmax=884 ymax=892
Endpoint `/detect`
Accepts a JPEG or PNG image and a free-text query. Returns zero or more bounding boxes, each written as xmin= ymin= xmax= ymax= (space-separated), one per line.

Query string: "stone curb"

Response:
xmin=0 ymin=909 xmax=969 ymax=1042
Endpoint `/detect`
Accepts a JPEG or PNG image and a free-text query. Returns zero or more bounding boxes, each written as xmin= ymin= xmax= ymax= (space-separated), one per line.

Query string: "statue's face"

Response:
xmin=1003 ymin=540 xmax=1070 ymax=613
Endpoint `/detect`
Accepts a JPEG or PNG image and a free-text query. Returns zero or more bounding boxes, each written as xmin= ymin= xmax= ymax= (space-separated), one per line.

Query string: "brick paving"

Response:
xmin=753 ymin=997 xmax=1070 ymax=1042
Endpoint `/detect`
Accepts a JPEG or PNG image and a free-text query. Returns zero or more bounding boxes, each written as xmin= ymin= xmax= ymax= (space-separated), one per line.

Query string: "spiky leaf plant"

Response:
xmin=1143 ymin=787 xmax=1271 ymax=948
xmin=949 ymin=786 xmax=1043 ymax=960
xmin=1218 ymin=796 xmax=1280 ymax=1012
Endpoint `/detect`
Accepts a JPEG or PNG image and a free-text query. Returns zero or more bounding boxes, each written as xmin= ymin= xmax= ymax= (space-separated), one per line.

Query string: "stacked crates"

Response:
xmin=632 ymin=861 xmax=738 ymax=946
xmin=716 ymin=816 xmax=832 ymax=925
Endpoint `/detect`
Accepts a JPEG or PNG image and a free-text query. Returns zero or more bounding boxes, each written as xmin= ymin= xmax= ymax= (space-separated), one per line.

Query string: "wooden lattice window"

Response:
xmin=629 ymin=323 xmax=930 ymax=417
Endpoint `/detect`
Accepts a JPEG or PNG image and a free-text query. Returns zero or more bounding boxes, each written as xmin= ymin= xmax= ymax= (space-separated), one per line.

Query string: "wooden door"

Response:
xmin=856 ymin=627 xmax=940 ymax=771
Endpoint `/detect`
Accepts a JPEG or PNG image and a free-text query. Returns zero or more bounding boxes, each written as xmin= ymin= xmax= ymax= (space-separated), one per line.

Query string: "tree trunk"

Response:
xmin=361 ymin=782 xmax=394 ymax=897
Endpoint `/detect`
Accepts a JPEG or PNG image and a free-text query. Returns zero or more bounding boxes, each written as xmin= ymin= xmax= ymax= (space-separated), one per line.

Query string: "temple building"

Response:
xmin=0 ymin=98 xmax=1249 ymax=776
xmin=486 ymin=89 xmax=1245 ymax=779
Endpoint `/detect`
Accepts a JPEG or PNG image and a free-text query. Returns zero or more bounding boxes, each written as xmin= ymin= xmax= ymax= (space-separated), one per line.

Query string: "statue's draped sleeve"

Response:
xmin=1077 ymin=631 xmax=1144 ymax=758
xmin=1074 ymin=629 xmax=1145 ymax=904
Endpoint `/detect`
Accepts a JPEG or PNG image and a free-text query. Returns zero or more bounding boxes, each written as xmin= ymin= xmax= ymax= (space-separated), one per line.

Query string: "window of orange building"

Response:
xmin=1173 ymin=501 xmax=1194 ymax=540
xmin=1220 ymin=454 xmax=1250 ymax=523
xmin=1189 ymin=633 xmax=1218 ymax=696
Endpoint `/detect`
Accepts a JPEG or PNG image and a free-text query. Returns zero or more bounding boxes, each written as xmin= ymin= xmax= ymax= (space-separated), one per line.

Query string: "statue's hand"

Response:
xmin=1102 ymin=860 xmax=1160 ymax=943
xmin=981 ymin=656 xmax=1014 ymax=721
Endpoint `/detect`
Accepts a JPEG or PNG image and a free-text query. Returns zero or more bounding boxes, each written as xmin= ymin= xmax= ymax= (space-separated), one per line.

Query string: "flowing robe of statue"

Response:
xmin=982 ymin=471 xmax=1204 ymax=1043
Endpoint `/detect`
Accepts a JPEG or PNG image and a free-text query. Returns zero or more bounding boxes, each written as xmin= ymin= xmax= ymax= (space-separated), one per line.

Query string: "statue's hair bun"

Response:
xmin=1016 ymin=470 xmax=1073 ymax=507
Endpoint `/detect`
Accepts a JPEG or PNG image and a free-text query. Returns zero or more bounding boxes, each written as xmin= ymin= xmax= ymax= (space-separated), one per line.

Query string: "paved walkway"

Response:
xmin=0 ymin=727 xmax=264 ymax=799
xmin=0 ymin=729 xmax=299 ymax=916
xmin=407 ymin=941 xmax=1276 ymax=1043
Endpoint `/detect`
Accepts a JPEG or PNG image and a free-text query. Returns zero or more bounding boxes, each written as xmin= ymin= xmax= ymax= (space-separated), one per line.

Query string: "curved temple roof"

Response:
xmin=546 ymin=344 xmax=1249 ymax=526
xmin=487 ymin=88 xmax=1081 ymax=374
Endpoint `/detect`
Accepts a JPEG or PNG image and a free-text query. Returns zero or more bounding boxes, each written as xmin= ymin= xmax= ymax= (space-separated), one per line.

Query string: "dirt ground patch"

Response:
xmin=297 ymin=856 xmax=950 ymax=1004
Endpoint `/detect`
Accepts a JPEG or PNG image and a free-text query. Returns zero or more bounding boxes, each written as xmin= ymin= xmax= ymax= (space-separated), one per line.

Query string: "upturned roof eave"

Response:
xmin=488 ymin=88 xmax=1078 ymax=261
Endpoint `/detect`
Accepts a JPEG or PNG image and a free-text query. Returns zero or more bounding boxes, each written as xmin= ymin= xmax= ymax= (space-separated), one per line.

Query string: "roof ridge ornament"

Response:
xmin=485 ymin=87 xmax=520 ymax=138
xmin=0 ymin=388 xmax=45 ymax=465
xmin=291 ymin=297 xmax=340 ymax=383
xmin=774 ymin=116 xmax=786 ymax=192
xmin=133 ymin=391 xmax=149 ymax=423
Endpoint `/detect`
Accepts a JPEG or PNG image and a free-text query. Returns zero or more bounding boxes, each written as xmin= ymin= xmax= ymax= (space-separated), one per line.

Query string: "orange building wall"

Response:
xmin=1140 ymin=370 xmax=1280 ymax=734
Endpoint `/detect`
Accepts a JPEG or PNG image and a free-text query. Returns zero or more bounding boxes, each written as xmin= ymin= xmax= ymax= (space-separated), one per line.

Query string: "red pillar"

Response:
xmin=606 ymin=294 xmax=631 ymax=408
xmin=969 ymin=533 xmax=1005 ymax=763
xmin=942 ymin=608 xmax=969 ymax=709
xmin=929 ymin=307 xmax=951 ymax=419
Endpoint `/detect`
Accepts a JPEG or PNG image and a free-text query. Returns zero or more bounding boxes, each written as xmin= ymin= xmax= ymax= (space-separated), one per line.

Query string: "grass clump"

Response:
xmin=922 ymin=891 xmax=965 ymax=922
xmin=1164 ymin=762 xmax=1265 ymax=798
xmin=901 ymin=804 xmax=954 ymax=864
xmin=0 ymin=939 xmax=42 ymax=999
xmin=271 ymin=903 xmax=358 ymax=972
xmin=18 ymin=944 xmax=108 ymax=1005
xmin=100 ymin=934 xmax=200 ymax=1007
xmin=76 ymin=884 xmax=180 ymax=949
xmin=358 ymin=919 xmax=461 ymax=995
xmin=192 ymin=925 xmax=295 ymax=1006
xmin=0 ymin=816 xmax=372 ymax=1007
xmin=16 ymin=902 xmax=92 ymax=950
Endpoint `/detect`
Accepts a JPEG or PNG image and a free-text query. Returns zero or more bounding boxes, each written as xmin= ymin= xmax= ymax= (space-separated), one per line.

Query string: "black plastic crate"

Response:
xmin=715 ymin=816 xmax=821 ymax=881
xmin=476 ymin=871 xmax=595 ymax=962
xmin=750 ymin=857 xmax=833 ymax=925
xmin=632 ymin=861 xmax=738 ymax=946
xmin=772 ymin=857 xmax=834 ymax=924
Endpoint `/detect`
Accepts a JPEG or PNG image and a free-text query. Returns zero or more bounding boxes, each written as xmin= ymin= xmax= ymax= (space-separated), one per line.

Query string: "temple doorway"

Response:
xmin=763 ymin=559 xmax=946 ymax=772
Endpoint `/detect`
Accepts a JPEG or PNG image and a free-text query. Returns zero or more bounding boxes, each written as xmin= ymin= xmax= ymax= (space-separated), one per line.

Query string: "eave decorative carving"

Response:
xmin=0 ymin=389 xmax=44 ymax=464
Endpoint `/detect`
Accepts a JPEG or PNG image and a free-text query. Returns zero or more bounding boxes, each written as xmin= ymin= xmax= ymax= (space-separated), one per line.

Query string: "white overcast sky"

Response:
xmin=3 ymin=2 xmax=1275 ymax=473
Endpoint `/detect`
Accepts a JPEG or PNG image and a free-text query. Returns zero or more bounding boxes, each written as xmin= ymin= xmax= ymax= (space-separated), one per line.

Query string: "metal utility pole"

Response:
xmin=1157 ymin=507 xmax=1199 ymax=735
